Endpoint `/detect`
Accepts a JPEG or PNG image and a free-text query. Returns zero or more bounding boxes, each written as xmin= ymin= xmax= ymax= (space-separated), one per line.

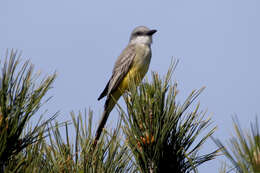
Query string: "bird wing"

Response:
xmin=98 ymin=44 xmax=136 ymax=100
xmin=97 ymin=81 xmax=109 ymax=100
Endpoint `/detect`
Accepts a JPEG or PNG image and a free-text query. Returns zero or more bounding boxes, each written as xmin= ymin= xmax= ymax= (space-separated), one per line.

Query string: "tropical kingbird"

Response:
xmin=94 ymin=26 xmax=157 ymax=144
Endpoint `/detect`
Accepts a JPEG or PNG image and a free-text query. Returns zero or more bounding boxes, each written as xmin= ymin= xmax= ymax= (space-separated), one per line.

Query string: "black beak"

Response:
xmin=147 ymin=29 xmax=157 ymax=36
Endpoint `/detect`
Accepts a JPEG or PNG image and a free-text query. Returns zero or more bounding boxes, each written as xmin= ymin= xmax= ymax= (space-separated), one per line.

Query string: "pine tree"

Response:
xmin=0 ymin=50 xmax=56 ymax=172
xmin=120 ymin=61 xmax=219 ymax=172
xmin=0 ymin=51 xmax=219 ymax=172
xmin=215 ymin=117 xmax=260 ymax=173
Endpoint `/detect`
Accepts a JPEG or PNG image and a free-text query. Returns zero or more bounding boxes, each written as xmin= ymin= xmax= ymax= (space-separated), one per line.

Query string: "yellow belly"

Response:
xmin=106 ymin=67 xmax=147 ymax=113
xmin=119 ymin=64 xmax=148 ymax=92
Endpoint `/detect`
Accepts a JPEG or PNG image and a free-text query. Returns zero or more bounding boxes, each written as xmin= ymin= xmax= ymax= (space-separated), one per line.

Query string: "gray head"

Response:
xmin=129 ymin=26 xmax=157 ymax=45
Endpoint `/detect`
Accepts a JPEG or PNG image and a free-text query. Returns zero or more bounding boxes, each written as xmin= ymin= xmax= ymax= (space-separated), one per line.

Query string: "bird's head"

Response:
xmin=129 ymin=26 xmax=157 ymax=45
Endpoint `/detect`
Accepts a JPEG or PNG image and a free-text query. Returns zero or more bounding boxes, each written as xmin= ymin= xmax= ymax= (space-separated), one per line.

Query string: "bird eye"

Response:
xmin=135 ymin=31 xmax=142 ymax=36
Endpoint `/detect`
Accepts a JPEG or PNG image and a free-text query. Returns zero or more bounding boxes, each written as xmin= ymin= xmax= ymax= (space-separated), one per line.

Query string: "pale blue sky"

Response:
xmin=1 ymin=0 xmax=260 ymax=172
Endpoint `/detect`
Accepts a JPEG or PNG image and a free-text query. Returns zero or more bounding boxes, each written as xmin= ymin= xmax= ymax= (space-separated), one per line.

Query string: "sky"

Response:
xmin=1 ymin=0 xmax=260 ymax=172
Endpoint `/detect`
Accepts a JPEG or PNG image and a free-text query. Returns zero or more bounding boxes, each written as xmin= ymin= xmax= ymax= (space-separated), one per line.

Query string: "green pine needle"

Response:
xmin=120 ymin=60 xmax=219 ymax=173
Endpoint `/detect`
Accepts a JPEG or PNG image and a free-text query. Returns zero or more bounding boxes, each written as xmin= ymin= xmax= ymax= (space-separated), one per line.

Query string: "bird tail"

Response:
xmin=94 ymin=109 xmax=110 ymax=146
xmin=93 ymin=97 xmax=116 ymax=147
xmin=93 ymin=90 xmax=122 ymax=147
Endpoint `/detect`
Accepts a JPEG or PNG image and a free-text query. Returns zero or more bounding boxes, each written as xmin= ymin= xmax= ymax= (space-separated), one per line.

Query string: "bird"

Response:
xmin=94 ymin=26 xmax=157 ymax=145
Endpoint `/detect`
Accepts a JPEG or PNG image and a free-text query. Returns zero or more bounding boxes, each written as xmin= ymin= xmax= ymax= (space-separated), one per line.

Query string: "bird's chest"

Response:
xmin=132 ymin=44 xmax=151 ymax=74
